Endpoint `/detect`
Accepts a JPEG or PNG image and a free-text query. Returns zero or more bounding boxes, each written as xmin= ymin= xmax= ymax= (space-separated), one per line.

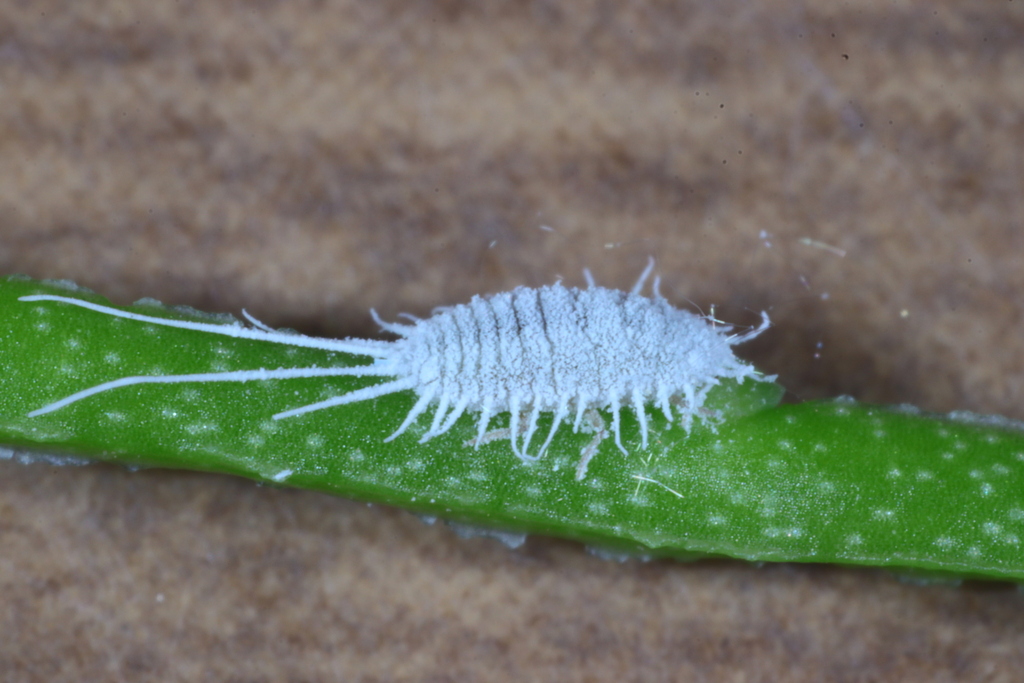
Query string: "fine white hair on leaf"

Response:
xmin=20 ymin=260 xmax=771 ymax=478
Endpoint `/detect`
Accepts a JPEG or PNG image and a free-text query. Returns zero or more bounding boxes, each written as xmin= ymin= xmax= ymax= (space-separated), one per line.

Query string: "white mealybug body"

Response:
xmin=21 ymin=261 xmax=770 ymax=479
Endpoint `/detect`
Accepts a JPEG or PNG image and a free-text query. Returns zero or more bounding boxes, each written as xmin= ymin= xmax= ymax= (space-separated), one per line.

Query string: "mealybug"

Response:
xmin=21 ymin=261 xmax=770 ymax=478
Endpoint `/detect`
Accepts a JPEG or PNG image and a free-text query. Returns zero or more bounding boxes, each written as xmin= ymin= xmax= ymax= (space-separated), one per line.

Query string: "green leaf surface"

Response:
xmin=3 ymin=275 xmax=1024 ymax=581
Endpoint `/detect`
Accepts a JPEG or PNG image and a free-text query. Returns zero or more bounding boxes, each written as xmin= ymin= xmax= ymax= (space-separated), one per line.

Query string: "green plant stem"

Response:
xmin=2 ymin=275 xmax=1023 ymax=581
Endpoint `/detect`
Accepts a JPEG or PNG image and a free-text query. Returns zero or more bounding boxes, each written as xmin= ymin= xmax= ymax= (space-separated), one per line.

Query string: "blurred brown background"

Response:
xmin=2 ymin=1 xmax=1024 ymax=681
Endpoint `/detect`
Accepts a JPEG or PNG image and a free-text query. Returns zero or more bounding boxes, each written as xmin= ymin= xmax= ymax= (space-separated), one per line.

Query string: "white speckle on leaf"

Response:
xmin=184 ymin=423 xmax=217 ymax=435
xmin=762 ymin=526 xmax=800 ymax=539
xmin=982 ymin=522 xmax=1002 ymax=536
xmin=630 ymin=494 xmax=653 ymax=508
xmin=271 ymin=469 xmax=293 ymax=482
